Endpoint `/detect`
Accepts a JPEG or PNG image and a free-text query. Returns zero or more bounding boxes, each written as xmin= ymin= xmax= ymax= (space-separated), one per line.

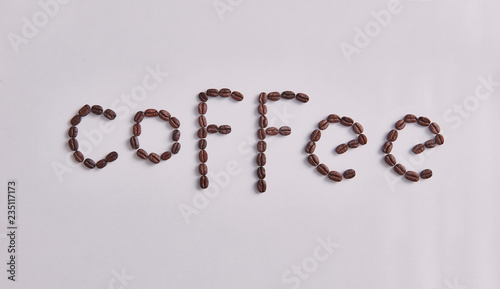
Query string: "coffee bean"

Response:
xmin=105 ymin=151 xmax=118 ymax=162
xmin=404 ymin=114 xmax=417 ymax=123
xmin=198 ymin=103 xmax=207 ymax=114
xmin=424 ymin=139 xmax=436 ymax=148
xmin=207 ymin=124 xmax=218 ymax=133
xmin=257 ymin=153 xmax=266 ymax=166
xmin=169 ymin=117 xmax=180 ymax=128
xmin=257 ymin=141 xmax=267 ymax=152
xmin=358 ymin=134 xmax=368 ymax=145
xmin=343 ymin=169 xmax=356 ymax=179
xmin=327 ymin=114 xmax=340 ymax=123
xmin=348 ymin=140 xmax=359 ymax=148
xmin=308 ymin=154 xmax=320 ymax=167
xmin=340 ymin=116 xmax=354 ymax=126
xmin=257 ymin=166 xmax=266 ymax=179
xmin=133 ymin=123 xmax=141 ymax=136
xmin=207 ymin=88 xmax=219 ymax=97
xmin=420 ymin=169 xmax=433 ymax=179
xmin=257 ymin=179 xmax=267 ymax=193
xmin=172 ymin=129 xmax=181 ymax=141
xmin=259 ymin=92 xmax=267 ymax=104
xmin=435 ymin=134 xmax=444 ymax=145
xmin=429 ymin=122 xmax=441 ymax=134
xmin=79 ymin=104 xmax=91 ymax=116
xmin=68 ymin=126 xmax=78 ymax=138
xmin=149 ymin=153 xmax=161 ymax=164
xmin=413 ymin=143 xmax=425 ymax=154
xmin=130 ymin=136 xmax=139 ymax=149
xmin=199 ymin=163 xmax=208 ymax=175
xmin=199 ymin=92 xmax=208 ymax=102
xmin=103 ymin=109 xmax=116 ymax=120
xmin=310 ymin=129 xmax=321 ymax=141
xmin=219 ymin=125 xmax=231 ymax=134
xmin=145 ymin=109 xmax=158 ymax=117
xmin=198 ymin=139 xmax=207 ymax=150
xmin=258 ymin=128 xmax=266 ymax=140
xmin=385 ymin=154 xmax=397 ymax=166
xmin=73 ymin=151 xmax=84 ymax=163
xmin=84 ymin=158 xmax=96 ymax=169
xmin=200 ymin=176 xmax=209 ymax=189
xmin=318 ymin=120 xmax=329 ymax=130
xmin=91 ymin=105 xmax=103 ymax=115
xmin=159 ymin=110 xmax=171 ymax=121
xmin=137 ymin=149 xmax=148 ymax=159
xmin=172 ymin=142 xmax=182 ymax=154
xmin=258 ymin=104 xmax=267 ymax=115
xmin=134 ymin=111 xmax=144 ymax=123
xmin=268 ymin=92 xmax=281 ymax=101
xmin=96 ymin=159 xmax=107 ymax=169
xmin=382 ymin=141 xmax=393 ymax=153
xmin=259 ymin=116 xmax=268 ymax=128
xmin=395 ymin=120 xmax=406 ymax=130
xmin=70 ymin=114 xmax=81 ymax=126
xmin=296 ymin=92 xmax=309 ymax=103
xmin=197 ymin=127 xmax=208 ymax=138
xmin=305 ymin=141 xmax=316 ymax=153
xmin=387 ymin=129 xmax=398 ymax=142
xmin=279 ymin=126 xmax=291 ymax=136
xmin=317 ymin=163 xmax=329 ymax=175
xmin=417 ymin=116 xmax=431 ymax=127
xmin=161 ymin=151 xmax=172 ymax=160
xmin=336 ymin=144 xmax=348 ymax=154
xmin=199 ymin=150 xmax=208 ymax=162
xmin=405 ymin=171 xmax=419 ymax=182
xmin=197 ymin=116 xmax=207 ymax=128
xmin=328 ymin=171 xmax=342 ymax=182
xmin=68 ymin=139 xmax=79 ymax=151
xmin=231 ymin=91 xmax=244 ymax=101
xmin=352 ymin=123 xmax=364 ymax=134
xmin=281 ymin=91 xmax=295 ymax=99
xmin=266 ymin=127 xmax=278 ymax=136
xmin=219 ymin=88 xmax=231 ymax=97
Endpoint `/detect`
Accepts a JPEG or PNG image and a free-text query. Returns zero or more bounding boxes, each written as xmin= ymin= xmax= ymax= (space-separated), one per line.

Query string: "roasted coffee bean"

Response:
xmin=394 ymin=163 xmax=406 ymax=175
xmin=358 ymin=134 xmax=368 ymax=145
xmin=219 ymin=88 xmax=231 ymax=97
xmin=259 ymin=115 xmax=268 ymax=128
xmin=305 ymin=141 xmax=316 ymax=153
xmin=130 ymin=136 xmax=139 ymax=149
xmin=385 ymin=154 xmax=397 ymax=166
xmin=198 ymin=139 xmax=207 ymax=150
xmin=258 ymin=92 xmax=267 ymax=104
xmin=405 ymin=171 xmax=420 ymax=182
xmin=198 ymin=103 xmax=207 ymax=114
xmin=387 ymin=129 xmax=398 ymax=142
xmin=308 ymin=154 xmax=320 ymax=167
xmin=105 ymin=151 xmax=118 ymax=162
xmin=171 ymin=142 xmax=181 ymax=154
xmin=91 ymin=105 xmax=103 ymax=115
xmin=68 ymin=126 xmax=78 ymax=138
xmin=413 ymin=143 xmax=425 ymax=154
xmin=207 ymin=88 xmax=219 ymax=97
xmin=340 ymin=116 xmax=354 ymax=126
xmin=172 ymin=129 xmax=181 ymax=141
xmin=310 ymin=129 xmax=321 ymax=141
xmin=199 ymin=92 xmax=208 ymax=102
xmin=207 ymin=124 xmax=218 ymax=133
xmin=395 ymin=120 xmax=406 ymax=130
xmin=296 ymin=93 xmax=309 ymax=103
xmin=317 ymin=163 xmax=329 ymax=175
xmin=382 ymin=141 xmax=393 ymax=153
xmin=96 ymin=159 xmax=107 ymax=169
xmin=159 ymin=110 xmax=171 ymax=121
xmin=435 ymin=134 xmax=444 ymax=145
xmin=70 ymin=114 xmax=81 ymax=126
xmin=134 ymin=111 xmax=144 ymax=123
xmin=200 ymin=176 xmax=209 ymax=189
xmin=84 ymin=158 xmax=96 ymax=169
xmin=68 ymin=139 xmax=79 ymax=151
xmin=137 ymin=149 xmax=148 ymax=159
xmin=169 ymin=117 xmax=180 ymax=128
xmin=231 ymin=91 xmax=244 ymax=101
xmin=257 ymin=166 xmax=266 ymax=179
xmin=199 ymin=163 xmax=208 ymax=175
xmin=328 ymin=171 xmax=342 ymax=182
xmin=425 ymin=139 xmax=436 ymax=148
xmin=103 ymin=109 xmax=116 ymax=120
xmin=420 ymin=169 xmax=433 ymax=179
xmin=352 ymin=123 xmax=364 ymax=134
xmin=198 ymin=115 xmax=207 ymax=127
xmin=279 ymin=126 xmax=291 ymax=136
xmin=73 ymin=151 xmax=84 ymax=163
xmin=258 ymin=128 xmax=266 ymax=140
xmin=197 ymin=127 xmax=208 ymax=138
xmin=417 ymin=116 xmax=431 ymax=126
xmin=343 ymin=169 xmax=356 ymax=179
xmin=327 ymin=114 xmax=340 ymax=123
xmin=79 ymin=104 xmax=91 ymax=116
xmin=145 ymin=109 xmax=158 ymax=117
xmin=199 ymin=150 xmax=208 ymax=162
xmin=429 ymin=122 xmax=441 ymax=134
xmin=268 ymin=91 xmax=281 ymax=101
xmin=149 ymin=153 xmax=161 ymax=164
xmin=318 ymin=120 xmax=329 ymax=130
xmin=258 ymin=104 xmax=267 ymax=115
xmin=281 ymin=91 xmax=295 ymax=99
xmin=257 ymin=141 xmax=267 ymax=152
xmin=336 ymin=144 xmax=348 ymax=154
xmin=133 ymin=123 xmax=141 ymax=136
xmin=404 ymin=114 xmax=417 ymax=123
xmin=161 ymin=151 xmax=172 ymax=161
xmin=257 ymin=153 xmax=266 ymax=166
xmin=348 ymin=140 xmax=359 ymax=148
xmin=266 ymin=127 xmax=278 ymax=136
xmin=219 ymin=125 xmax=231 ymax=134
xmin=257 ymin=179 xmax=267 ymax=193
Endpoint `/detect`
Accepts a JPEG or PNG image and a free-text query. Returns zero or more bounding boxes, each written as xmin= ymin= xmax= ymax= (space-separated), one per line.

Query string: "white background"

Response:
xmin=1 ymin=0 xmax=500 ymax=288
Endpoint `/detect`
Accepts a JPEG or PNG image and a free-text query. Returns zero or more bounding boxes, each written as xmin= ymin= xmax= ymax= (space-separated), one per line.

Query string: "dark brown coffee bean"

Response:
xmin=281 ymin=91 xmax=295 ymax=99
xmin=268 ymin=91 xmax=281 ymax=101
xmin=84 ymin=158 xmax=96 ymax=169
xmin=343 ymin=169 xmax=356 ymax=179
xmin=404 ymin=114 xmax=417 ymax=123
xmin=258 ymin=92 xmax=267 ymax=104
xmin=199 ymin=92 xmax=208 ymax=102
xmin=73 ymin=151 xmax=84 ymax=163
xmin=137 ymin=149 xmax=148 ymax=159
xmin=413 ymin=143 xmax=425 ymax=154
xmin=257 ymin=153 xmax=266 ymax=166
xmin=420 ymin=169 xmax=433 ymax=179
xmin=91 ymin=105 xmax=103 ymax=115
xmin=200 ymin=176 xmax=209 ymax=189
xmin=429 ymin=122 xmax=441 ymax=134
xmin=387 ymin=129 xmax=398 ymax=142
xmin=105 ymin=151 xmax=118 ymax=162
xmin=258 ymin=104 xmax=267 ymax=115
xmin=171 ymin=142 xmax=181 ymax=154
xmin=257 ymin=179 xmax=266 ymax=193
xmin=385 ymin=154 xmax=397 ymax=166
xmin=318 ymin=120 xmax=329 ymax=130
xmin=279 ymin=126 xmax=291 ymax=136
xmin=259 ymin=116 xmax=268 ymax=128
xmin=207 ymin=88 xmax=219 ymax=97
xmin=317 ymin=163 xmax=329 ymax=175
xmin=257 ymin=166 xmax=266 ymax=179
xmin=134 ymin=111 xmax=144 ymax=123
xmin=68 ymin=126 xmax=78 ymax=138
xmin=198 ymin=139 xmax=207 ymax=150
xmin=425 ymin=139 xmax=436 ymax=148
xmin=336 ymin=144 xmax=348 ymax=154
xmin=352 ymin=123 xmax=364 ymax=134
xmin=68 ymin=139 xmax=79 ymax=151
xmin=198 ymin=127 xmax=208 ymax=138
xmin=70 ymin=114 xmax=81 ymax=126
xmin=328 ymin=171 xmax=342 ymax=182
xmin=382 ymin=141 xmax=393 ymax=153
xmin=133 ymin=123 xmax=141 ymax=136
xmin=327 ymin=114 xmax=340 ymax=123
xmin=395 ymin=120 xmax=406 ymax=130
xmin=219 ymin=125 xmax=231 ymax=134
xmin=219 ymin=88 xmax=231 ymax=97
xmin=199 ymin=150 xmax=208 ymax=162
xmin=305 ymin=141 xmax=316 ymax=153
xmin=296 ymin=93 xmax=309 ymax=103
xmin=340 ymin=116 xmax=354 ymax=126
xmin=266 ymin=127 xmax=278 ymax=136
xmin=207 ymin=124 xmax=218 ymax=133
xmin=348 ymin=140 xmax=359 ymax=148
xmin=417 ymin=116 xmax=431 ymax=127
xmin=197 ymin=116 xmax=207 ymax=128
xmin=405 ymin=171 xmax=420 ymax=182
xmin=308 ymin=154 xmax=320 ymax=167
xmin=103 ymin=109 xmax=116 ymax=120
xmin=258 ymin=128 xmax=266 ymax=140
xmin=198 ymin=103 xmax=207 ymax=114
xmin=231 ymin=91 xmax=244 ymax=101
xmin=149 ymin=153 xmax=161 ymax=164
xmin=394 ymin=163 xmax=406 ymax=175
xmin=96 ymin=159 xmax=107 ymax=169
xmin=172 ymin=129 xmax=181 ymax=141
xmin=310 ymin=129 xmax=321 ymax=141
xmin=130 ymin=136 xmax=139 ymax=149
xmin=161 ymin=151 xmax=172 ymax=160
xmin=257 ymin=141 xmax=267 ymax=152
xmin=169 ymin=117 xmax=180 ymax=128
xmin=79 ymin=104 xmax=91 ymax=116
xmin=159 ymin=110 xmax=171 ymax=121
xmin=358 ymin=134 xmax=368 ymax=145
xmin=144 ymin=109 xmax=158 ymax=117
xmin=435 ymin=134 xmax=445 ymax=145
